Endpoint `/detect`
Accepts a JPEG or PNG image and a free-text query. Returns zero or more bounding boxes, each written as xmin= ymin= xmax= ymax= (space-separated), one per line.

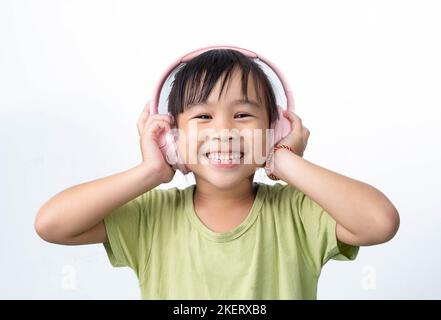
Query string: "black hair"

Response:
xmin=167 ymin=49 xmax=279 ymax=127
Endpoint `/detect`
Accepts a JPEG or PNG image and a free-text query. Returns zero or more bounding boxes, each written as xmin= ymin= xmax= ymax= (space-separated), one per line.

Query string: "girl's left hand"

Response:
xmin=277 ymin=110 xmax=310 ymax=157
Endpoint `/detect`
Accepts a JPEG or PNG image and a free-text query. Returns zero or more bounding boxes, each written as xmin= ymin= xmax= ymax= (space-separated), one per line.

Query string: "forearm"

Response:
xmin=35 ymin=163 xmax=163 ymax=239
xmin=273 ymin=149 xmax=399 ymax=238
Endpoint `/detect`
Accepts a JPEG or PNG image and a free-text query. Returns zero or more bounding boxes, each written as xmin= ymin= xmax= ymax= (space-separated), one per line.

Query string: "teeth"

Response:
xmin=206 ymin=152 xmax=242 ymax=160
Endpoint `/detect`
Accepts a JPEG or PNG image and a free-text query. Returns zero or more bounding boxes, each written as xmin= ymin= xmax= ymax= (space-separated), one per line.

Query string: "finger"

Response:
xmin=292 ymin=112 xmax=303 ymax=127
xmin=137 ymin=104 xmax=148 ymax=131
xmin=146 ymin=114 xmax=173 ymax=127
xmin=145 ymin=115 xmax=172 ymax=135
xmin=282 ymin=110 xmax=293 ymax=121
xmin=283 ymin=110 xmax=300 ymax=124
xmin=146 ymin=119 xmax=171 ymax=136
xmin=284 ymin=111 xmax=302 ymax=131
xmin=303 ymin=126 xmax=310 ymax=137
xmin=302 ymin=126 xmax=310 ymax=144
xmin=137 ymin=101 xmax=151 ymax=135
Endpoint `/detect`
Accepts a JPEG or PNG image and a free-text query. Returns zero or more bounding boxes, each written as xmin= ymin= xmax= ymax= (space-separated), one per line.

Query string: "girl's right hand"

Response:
xmin=137 ymin=100 xmax=175 ymax=183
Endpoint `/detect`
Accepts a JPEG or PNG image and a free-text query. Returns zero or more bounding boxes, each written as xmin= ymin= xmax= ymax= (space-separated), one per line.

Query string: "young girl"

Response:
xmin=34 ymin=48 xmax=400 ymax=299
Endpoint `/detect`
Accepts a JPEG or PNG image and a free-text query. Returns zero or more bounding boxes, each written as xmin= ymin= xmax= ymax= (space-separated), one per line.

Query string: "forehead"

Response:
xmin=221 ymin=68 xmax=259 ymax=98
xmin=185 ymin=67 xmax=262 ymax=109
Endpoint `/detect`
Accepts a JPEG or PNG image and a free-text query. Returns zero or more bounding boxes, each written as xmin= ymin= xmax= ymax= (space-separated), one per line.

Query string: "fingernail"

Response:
xmin=168 ymin=112 xmax=175 ymax=124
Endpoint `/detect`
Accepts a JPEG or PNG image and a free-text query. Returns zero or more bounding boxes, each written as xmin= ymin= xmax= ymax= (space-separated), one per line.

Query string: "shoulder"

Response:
xmin=138 ymin=185 xmax=186 ymax=208
xmin=260 ymin=182 xmax=322 ymax=221
xmin=261 ymin=182 xmax=301 ymax=204
xmin=137 ymin=185 xmax=190 ymax=220
xmin=259 ymin=182 xmax=303 ymax=221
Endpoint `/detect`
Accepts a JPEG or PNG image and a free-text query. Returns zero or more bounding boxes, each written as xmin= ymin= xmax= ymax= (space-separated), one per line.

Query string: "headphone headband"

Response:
xmin=150 ymin=45 xmax=294 ymax=114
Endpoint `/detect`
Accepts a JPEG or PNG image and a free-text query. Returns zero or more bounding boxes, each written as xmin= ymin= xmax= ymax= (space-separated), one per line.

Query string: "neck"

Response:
xmin=193 ymin=176 xmax=257 ymax=210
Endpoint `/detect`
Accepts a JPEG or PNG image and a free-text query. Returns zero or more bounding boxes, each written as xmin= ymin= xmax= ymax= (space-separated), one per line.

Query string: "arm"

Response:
xmin=34 ymin=100 xmax=175 ymax=245
xmin=270 ymin=111 xmax=400 ymax=246
xmin=34 ymin=163 xmax=164 ymax=245
xmin=273 ymin=150 xmax=400 ymax=246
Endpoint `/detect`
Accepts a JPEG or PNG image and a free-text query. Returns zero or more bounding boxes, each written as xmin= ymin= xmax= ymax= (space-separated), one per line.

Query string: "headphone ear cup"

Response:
xmin=272 ymin=105 xmax=293 ymax=146
xmin=162 ymin=130 xmax=191 ymax=175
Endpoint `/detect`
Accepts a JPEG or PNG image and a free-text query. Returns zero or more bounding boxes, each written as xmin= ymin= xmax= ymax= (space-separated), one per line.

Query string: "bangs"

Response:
xmin=167 ymin=49 xmax=279 ymax=126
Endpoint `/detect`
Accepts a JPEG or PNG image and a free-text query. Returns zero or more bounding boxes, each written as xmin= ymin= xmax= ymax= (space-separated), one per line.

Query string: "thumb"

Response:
xmin=148 ymin=99 xmax=157 ymax=115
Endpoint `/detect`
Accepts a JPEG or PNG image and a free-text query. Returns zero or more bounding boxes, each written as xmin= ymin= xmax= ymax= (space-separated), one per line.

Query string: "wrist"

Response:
xmin=265 ymin=144 xmax=296 ymax=180
xmin=136 ymin=162 xmax=165 ymax=187
xmin=271 ymin=148 xmax=295 ymax=179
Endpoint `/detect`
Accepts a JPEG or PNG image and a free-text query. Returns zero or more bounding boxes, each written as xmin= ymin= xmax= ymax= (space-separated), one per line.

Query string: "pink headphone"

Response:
xmin=147 ymin=45 xmax=295 ymax=175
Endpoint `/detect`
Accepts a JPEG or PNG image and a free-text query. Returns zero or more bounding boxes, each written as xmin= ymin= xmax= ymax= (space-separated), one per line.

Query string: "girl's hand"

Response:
xmin=137 ymin=100 xmax=175 ymax=183
xmin=277 ymin=110 xmax=310 ymax=157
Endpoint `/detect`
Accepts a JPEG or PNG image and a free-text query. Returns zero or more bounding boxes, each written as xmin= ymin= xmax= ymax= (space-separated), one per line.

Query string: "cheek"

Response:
xmin=176 ymin=131 xmax=204 ymax=164
xmin=240 ymin=127 xmax=269 ymax=165
xmin=249 ymin=126 xmax=269 ymax=149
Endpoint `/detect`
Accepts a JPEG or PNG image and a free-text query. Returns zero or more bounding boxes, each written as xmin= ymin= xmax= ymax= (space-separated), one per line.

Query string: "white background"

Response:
xmin=1 ymin=0 xmax=440 ymax=299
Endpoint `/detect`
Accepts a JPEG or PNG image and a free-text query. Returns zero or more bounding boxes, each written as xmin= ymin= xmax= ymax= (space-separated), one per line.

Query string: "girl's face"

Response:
xmin=176 ymin=69 xmax=271 ymax=189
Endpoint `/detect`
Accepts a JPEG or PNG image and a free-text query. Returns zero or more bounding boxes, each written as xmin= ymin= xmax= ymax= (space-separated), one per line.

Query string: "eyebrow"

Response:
xmin=187 ymin=98 xmax=261 ymax=109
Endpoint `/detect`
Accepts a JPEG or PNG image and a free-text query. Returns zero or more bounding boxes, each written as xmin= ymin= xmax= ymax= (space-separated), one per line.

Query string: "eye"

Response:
xmin=235 ymin=113 xmax=252 ymax=119
xmin=194 ymin=114 xmax=211 ymax=120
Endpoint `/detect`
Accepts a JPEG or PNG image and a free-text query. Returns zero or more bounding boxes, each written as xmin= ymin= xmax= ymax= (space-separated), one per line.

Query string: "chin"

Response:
xmin=191 ymin=164 xmax=256 ymax=189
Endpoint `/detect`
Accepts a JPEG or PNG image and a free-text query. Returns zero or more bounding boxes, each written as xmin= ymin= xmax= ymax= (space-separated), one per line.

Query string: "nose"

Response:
xmin=207 ymin=116 xmax=239 ymax=141
xmin=214 ymin=130 xmax=235 ymax=143
xmin=206 ymin=129 xmax=242 ymax=155
xmin=199 ymin=114 xmax=243 ymax=153
xmin=213 ymin=113 xmax=235 ymax=132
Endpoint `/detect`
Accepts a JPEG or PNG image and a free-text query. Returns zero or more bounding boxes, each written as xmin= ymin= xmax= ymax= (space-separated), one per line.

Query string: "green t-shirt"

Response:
xmin=103 ymin=182 xmax=359 ymax=299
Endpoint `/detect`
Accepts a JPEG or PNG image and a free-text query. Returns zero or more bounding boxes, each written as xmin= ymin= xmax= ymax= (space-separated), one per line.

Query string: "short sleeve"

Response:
xmin=284 ymin=184 xmax=360 ymax=274
xmin=103 ymin=190 xmax=155 ymax=278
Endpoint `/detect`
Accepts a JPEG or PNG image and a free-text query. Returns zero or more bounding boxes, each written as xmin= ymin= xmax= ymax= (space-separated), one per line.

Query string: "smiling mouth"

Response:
xmin=204 ymin=152 xmax=244 ymax=163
